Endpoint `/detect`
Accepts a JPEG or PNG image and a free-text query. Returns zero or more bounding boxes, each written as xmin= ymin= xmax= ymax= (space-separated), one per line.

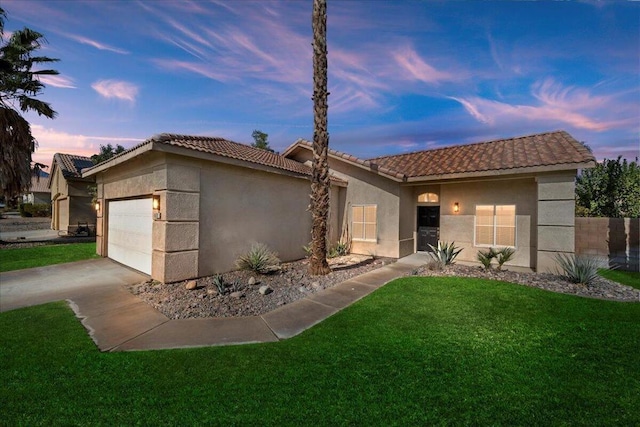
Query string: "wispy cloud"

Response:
xmin=91 ymin=80 xmax=139 ymax=102
xmin=64 ymin=33 xmax=129 ymax=54
xmin=392 ymin=45 xmax=454 ymax=84
xmin=452 ymin=78 xmax=636 ymax=132
xmin=31 ymin=125 xmax=144 ymax=167
xmin=38 ymin=75 xmax=76 ymax=89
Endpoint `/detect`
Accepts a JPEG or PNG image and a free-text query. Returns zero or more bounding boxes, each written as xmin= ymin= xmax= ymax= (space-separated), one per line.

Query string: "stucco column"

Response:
xmin=151 ymin=163 xmax=200 ymax=283
xmin=536 ymin=173 xmax=576 ymax=273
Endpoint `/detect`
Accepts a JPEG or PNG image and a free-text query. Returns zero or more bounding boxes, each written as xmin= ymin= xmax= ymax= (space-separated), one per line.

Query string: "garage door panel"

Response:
xmin=108 ymin=198 xmax=152 ymax=275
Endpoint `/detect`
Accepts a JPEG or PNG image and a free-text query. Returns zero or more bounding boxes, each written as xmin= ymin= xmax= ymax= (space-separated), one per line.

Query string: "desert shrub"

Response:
xmin=477 ymin=248 xmax=497 ymax=270
xmin=427 ymin=241 xmax=462 ymax=266
xmin=212 ymin=274 xmax=227 ymax=294
xmin=555 ymin=254 xmax=604 ymax=285
xmin=302 ymin=243 xmax=312 ymax=257
xmin=20 ymin=203 xmax=51 ymax=217
xmin=426 ymin=258 xmax=445 ymax=271
xmin=496 ymin=247 xmax=516 ymax=271
xmin=236 ymin=243 xmax=281 ymax=274
xmin=328 ymin=241 xmax=349 ymax=258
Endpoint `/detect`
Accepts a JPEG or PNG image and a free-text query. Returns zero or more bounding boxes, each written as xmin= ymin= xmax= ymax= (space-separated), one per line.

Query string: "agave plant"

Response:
xmin=554 ymin=253 xmax=603 ymax=285
xmin=477 ymin=249 xmax=495 ymax=270
xmin=427 ymin=241 xmax=463 ymax=266
xmin=236 ymin=243 xmax=281 ymax=274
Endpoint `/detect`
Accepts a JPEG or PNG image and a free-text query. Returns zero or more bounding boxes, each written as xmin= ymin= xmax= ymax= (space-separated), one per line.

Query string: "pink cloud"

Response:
xmin=64 ymin=33 xmax=129 ymax=54
xmin=91 ymin=80 xmax=139 ymax=102
xmin=38 ymin=75 xmax=76 ymax=89
xmin=392 ymin=45 xmax=454 ymax=84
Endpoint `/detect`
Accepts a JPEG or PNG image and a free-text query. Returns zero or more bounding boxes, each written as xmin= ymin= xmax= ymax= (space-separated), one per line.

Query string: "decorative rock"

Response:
xmin=248 ymin=277 xmax=257 ymax=286
xmin=185 ymin=280 xmax=198 ymax=290
xmin=259 ymin=285 xmax=273 ymax=295
xmin=311 ymin=282 xmax=322 ymax=290
xmin=207 ymin=288 xmax=218 ymax=296
xmin=230 ymin=291 xmax=245 ymax=299
xmin=298 ymin=286 xmax=308 ymax=294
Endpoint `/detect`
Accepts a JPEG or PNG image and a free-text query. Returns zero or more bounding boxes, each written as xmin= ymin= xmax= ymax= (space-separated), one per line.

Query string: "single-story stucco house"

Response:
xmin=82 ymin=130 xmax=595 ymax=283
xmin=22 ymin=171 xmax=51 ymax=205
xmin=49 ymin=153 xmax=96 ymax=234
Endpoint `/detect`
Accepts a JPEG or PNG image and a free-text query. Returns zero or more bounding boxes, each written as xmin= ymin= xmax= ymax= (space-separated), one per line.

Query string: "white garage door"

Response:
xmin=108 ymin=198 xmax=153 ymax=275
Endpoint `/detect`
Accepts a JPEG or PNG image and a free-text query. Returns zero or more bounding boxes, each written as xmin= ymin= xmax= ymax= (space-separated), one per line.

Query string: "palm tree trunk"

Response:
xmin=309 ymin=0 xmax=331 ymax=276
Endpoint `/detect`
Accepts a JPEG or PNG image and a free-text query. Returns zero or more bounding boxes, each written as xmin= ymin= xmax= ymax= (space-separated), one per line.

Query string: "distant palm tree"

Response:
xmin=0 ymin=7 xmax=58 ymax=197
xmin=308 ymin=0 xmax=331 ymax=275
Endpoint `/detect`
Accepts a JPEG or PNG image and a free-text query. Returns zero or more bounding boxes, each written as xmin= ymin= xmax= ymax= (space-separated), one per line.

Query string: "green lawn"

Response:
xmin=0 ymin=242 xmax=97 ymax=272
xmin=599 ymin=268 xmax=640 ymax=290
xmin=1 ymin=277 xmax=639 ymax=425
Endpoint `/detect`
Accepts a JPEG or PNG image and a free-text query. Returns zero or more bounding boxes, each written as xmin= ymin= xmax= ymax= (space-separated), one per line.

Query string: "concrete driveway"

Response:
xmin=0 ymin=258 xmax=148 ymax=312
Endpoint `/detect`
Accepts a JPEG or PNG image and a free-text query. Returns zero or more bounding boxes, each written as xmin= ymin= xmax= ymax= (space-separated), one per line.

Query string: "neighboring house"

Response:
xmin=83 ymin=130 xmax=595 ymax=283
xmin=22 ymin=171 xmax=51 ymax=205
xmin=48 ymin=153 xmax=96 ymax=233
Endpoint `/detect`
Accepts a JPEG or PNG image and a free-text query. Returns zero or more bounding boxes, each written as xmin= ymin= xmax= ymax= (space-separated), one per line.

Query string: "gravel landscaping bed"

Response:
xmin=409 ymin=264 xmax=640 ymax=302
xmin=129 ymin=255 xmax=395 ymax=319
xmin=0 ymin=216 xmax=51 ymax=232
xmin=130 ymin=256 xmax=639 ymax=320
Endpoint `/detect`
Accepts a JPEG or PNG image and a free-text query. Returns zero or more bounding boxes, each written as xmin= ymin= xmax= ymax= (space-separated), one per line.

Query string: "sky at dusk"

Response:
xmin=3 ymin=0 xmax=639 ymax=169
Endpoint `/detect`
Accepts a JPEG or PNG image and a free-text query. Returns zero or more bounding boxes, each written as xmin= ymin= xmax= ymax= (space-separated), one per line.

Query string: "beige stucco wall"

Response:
xmin=49 ymin=166 xmax=95 ymax=231
xmin=288 ymin=149 xmax=403 ymax=258
xmin=429 ymin=178 xmax=538 ymax=269
xmin=197 ymin=160 xmax=319 ymax=276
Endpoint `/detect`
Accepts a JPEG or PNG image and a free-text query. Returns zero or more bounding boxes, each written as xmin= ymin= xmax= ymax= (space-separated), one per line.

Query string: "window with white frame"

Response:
xmin=475 ymin=205 xmax=516 ymax=247
xmin=352 ymin=205 xmax=377 ymax=241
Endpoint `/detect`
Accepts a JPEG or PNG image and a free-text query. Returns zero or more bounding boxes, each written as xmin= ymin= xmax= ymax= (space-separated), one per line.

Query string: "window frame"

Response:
xmin=473 ymin=204 xmax=517 ymax=248
xmin=351 ymin=204 xmax=378 ymax=242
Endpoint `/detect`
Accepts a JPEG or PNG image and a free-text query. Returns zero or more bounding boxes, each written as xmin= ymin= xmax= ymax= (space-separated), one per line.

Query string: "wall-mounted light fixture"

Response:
xmin=94 ymin=201 xmax=101 ymax=212
xmin=453 ymin=202 xmax=460 ymax=213
xmin=153 ymin=195 xmax=161 ymax=219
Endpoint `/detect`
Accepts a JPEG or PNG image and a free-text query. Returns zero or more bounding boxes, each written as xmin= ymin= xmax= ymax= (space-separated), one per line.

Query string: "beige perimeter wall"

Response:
xmin=575 ymin=217 xmax=639 ymax=272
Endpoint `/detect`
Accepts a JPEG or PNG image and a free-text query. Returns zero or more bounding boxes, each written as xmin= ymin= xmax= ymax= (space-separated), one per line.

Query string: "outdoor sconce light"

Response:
xmin=453 ymin=202 xmax=460 ymax=213
xmin=153 ymin=195 xmax=161 ymax=219
xmin=94 ymin=201 xmax=101 ymax=212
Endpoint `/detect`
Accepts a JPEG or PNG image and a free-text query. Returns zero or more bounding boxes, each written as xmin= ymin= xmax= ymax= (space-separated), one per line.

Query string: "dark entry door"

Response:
xmin=417 ymin=206 xmax=440 ymax=251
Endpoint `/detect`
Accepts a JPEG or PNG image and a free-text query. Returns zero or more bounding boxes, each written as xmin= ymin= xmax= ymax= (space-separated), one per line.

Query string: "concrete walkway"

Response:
xmin=2 ymin=254 xmax=428 ymax=352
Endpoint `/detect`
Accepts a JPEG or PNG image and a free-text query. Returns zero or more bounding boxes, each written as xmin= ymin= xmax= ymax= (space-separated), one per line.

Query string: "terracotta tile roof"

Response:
xmin=290 ymin=139 xmax=407 ymax=180
xmin=53 ymin=153 xmax=94 ymax=179
xmin=28 ymin=174 xmax=51 ymax=193
xmin=369 ymin=131 xmax=595 ymax=179
xmin=84 ymin=133 xmax=346 ymax=184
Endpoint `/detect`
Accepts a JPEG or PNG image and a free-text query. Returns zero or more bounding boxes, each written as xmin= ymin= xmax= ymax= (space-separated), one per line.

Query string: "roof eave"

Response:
xmin=405 ymin=161 xmax=596 ymax=183
xmin=82 ymin=142 xmax=153 ymax=177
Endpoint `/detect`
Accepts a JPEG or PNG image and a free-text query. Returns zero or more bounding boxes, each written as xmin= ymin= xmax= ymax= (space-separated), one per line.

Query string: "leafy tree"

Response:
xmin=0 ymin=7 xmax=59 ymax=197
xmin=91 ymin=143 xmax=126 ymax=165
xmin=251 ymin=129 xmax=274 ymax=153
xmin=308 ymin=0 xmax=331 ymax=275
xmin=576 ymin=156 xmax=640 ymax=218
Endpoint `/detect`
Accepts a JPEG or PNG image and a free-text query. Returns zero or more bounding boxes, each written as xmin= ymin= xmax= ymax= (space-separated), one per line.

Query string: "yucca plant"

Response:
xmin=554 ymin=253 xmax=602 ymax=285
xmin=427 ymin=241 xmax=463 ymax=266
xmin=496 ymin=247 xmax=516 ymax=271
xmin=236 ymin=243 xmax=281 ymax=274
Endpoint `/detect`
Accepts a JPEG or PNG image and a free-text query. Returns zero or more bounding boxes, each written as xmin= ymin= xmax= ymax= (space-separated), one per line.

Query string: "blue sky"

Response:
xmin=4 ymin=0 xmax=639 ymax=168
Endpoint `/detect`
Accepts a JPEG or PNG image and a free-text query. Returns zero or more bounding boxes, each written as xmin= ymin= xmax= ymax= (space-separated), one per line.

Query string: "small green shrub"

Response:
xmin=477 ymin=249 xmax=494 ymax=270
xmin=496 ymin=247 xmax=516 ymax=271
xmin=427 ymin=241 xmax=462 ymax=266
xmin=19 ymin=203 xmax=51 ymax=217
xmin=212 ymin=274 xmax=227 ymax=294
xmin=302 ymin=243 xmax=312 ymax=257
xmin=555 ymin=254 xmax=604 ymax=285
xmin=236 ymin=243 xmax=281 ymax=274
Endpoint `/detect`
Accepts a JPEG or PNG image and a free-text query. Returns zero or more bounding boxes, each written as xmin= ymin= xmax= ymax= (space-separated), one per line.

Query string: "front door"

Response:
xmin=417 ymin=206 xmax=439 ymax=251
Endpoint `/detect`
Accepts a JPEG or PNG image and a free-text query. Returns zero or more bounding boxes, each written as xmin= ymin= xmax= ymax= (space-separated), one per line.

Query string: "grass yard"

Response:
xmin=1 ymin=277 xmax=639 ymax=425
xmin=599 ymin=268 xmax=640 ymax=290
xmin=0 ymin=242 xmax=97 ymax=272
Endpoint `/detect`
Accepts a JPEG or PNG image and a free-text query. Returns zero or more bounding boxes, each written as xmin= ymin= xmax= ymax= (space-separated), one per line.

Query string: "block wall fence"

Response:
xmin=575 ymin=217 xmax=639 ymax=272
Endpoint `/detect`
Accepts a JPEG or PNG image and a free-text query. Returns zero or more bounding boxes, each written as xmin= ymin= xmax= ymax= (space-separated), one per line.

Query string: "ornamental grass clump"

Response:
xmin=555 ymin=253 xmax=603 ymax=285
xmin=236 ymin=243 xmax=281 ymax=274
xmin=427 ymin=241 xmax=462 ymax=266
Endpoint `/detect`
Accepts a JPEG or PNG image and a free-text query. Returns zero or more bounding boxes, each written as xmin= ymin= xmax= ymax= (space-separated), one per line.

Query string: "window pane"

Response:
xmin=352 ymin=206 xmax=364 ymax=223
xmin=476 ymin=225 xmax=493 ymax=246
xmin=364 ymin=205 xmax=377 ymax=223
xmin=496 ymin=205 xmax=515 ymax=227
xmin=365 ymin=224 xmax=377 ymax=240
xmin=352 ymin=222 xmax=364 ymax=240
xmin=418 ymin=192 xmax=439 ymax=203
xmin=496 ymin=227 xmax=515 ymax=246
xmin=475 ymin=205 xmax=494 ymax=226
